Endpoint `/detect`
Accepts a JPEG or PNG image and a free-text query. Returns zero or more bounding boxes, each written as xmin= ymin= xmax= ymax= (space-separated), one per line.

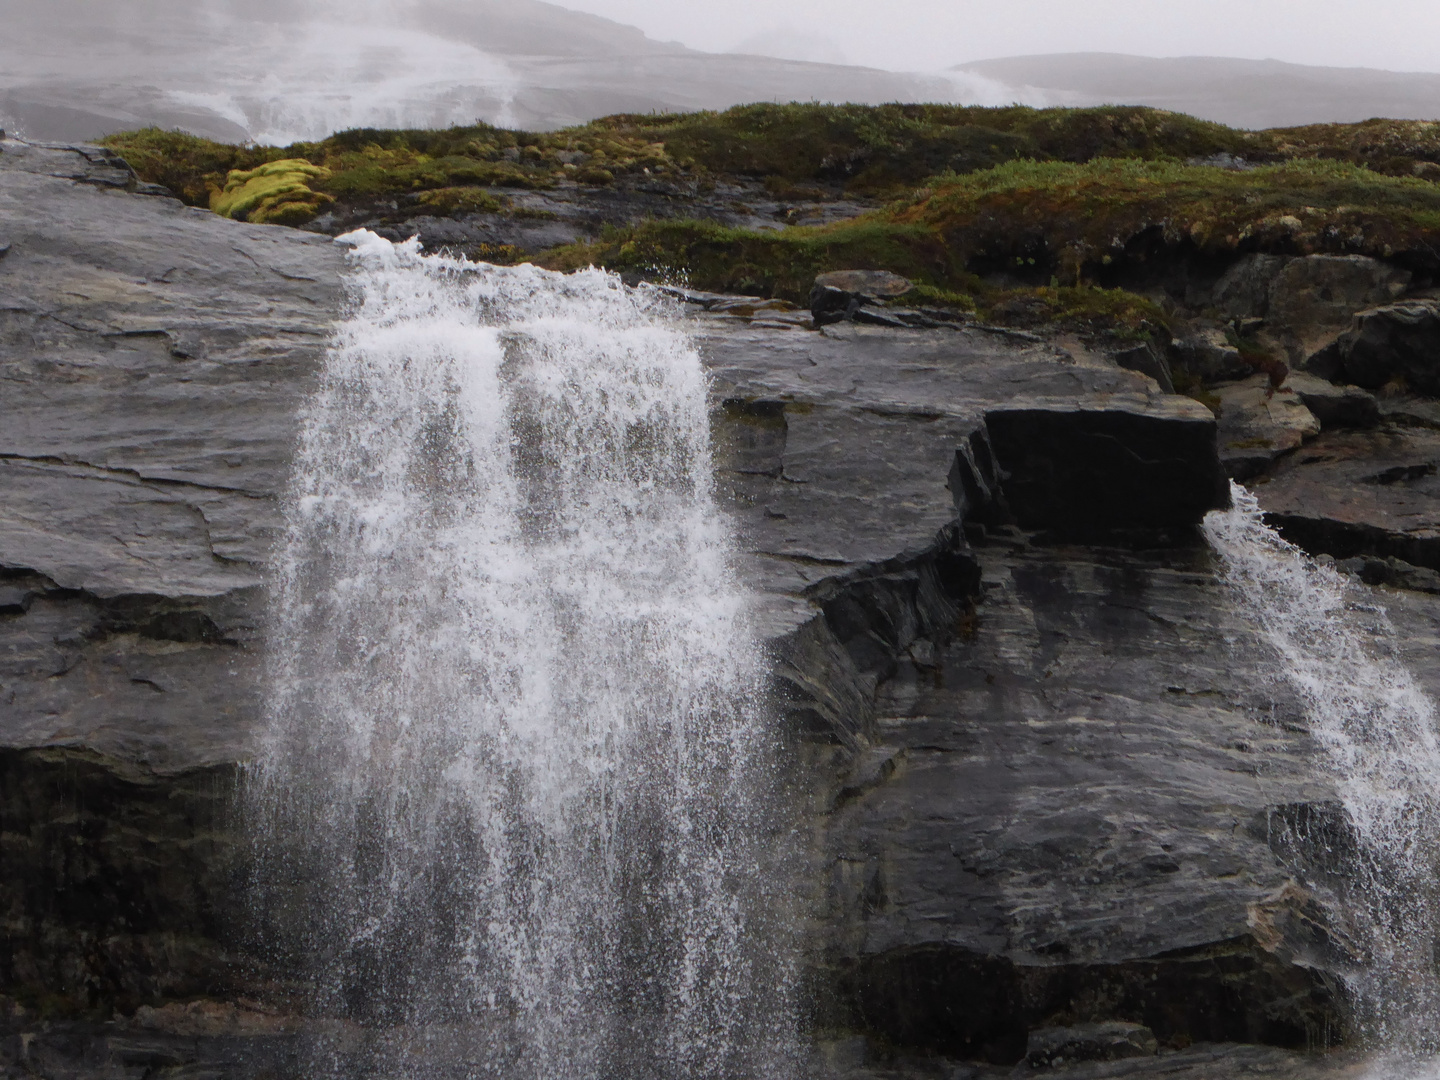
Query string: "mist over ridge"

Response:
xmin=0 ymin=0 xmax=981 ymax=144
xmin=958 ymin=53 xmax=1440 ymax=130
xmin=4 ymin=0 xmax=1440 ymax=146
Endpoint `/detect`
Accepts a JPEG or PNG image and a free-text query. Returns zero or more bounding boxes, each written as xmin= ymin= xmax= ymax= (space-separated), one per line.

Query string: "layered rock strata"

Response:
xmin=5 ymin=141 xmax=1440 ymax=1078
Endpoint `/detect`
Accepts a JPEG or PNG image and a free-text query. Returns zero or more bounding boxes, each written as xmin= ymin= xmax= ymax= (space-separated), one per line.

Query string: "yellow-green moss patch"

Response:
xmin=211 ymin=159 xmax=334 ymax=225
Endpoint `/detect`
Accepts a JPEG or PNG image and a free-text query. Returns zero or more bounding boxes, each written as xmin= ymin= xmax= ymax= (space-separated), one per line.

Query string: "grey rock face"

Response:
xmin=0 ymin=138 xmax=344 ymax=770
xmin=1267 ymin=256 xmax=1411 ymax=345
xmin=1211 ymin=255 xmax=1413 ymax=364
xmin=984 ymin=399 xmax=1229 ymax=532
xmin=1109 ymin=340 xmax=1174 ymax=393
xmin=1026 ymin=1022 xmax=1158 ymax=1067
xmin=1213 ymin=254 xmax=1291 ymax=320
xmin=1213 ymin=376 xmax=1321 ymax=480
xmin=1285 ymin=372 xmax=1381 ymax=430
xmin=1168 ymin=326 xmax=1253 ymax=385
xmin=1257 ymin=428 xmax=1440 ymax=573
xmin=1326 ymin=300 xmax=1440 ymax=395
xmin=0 ymin=139 xmax=1413 ymax=1076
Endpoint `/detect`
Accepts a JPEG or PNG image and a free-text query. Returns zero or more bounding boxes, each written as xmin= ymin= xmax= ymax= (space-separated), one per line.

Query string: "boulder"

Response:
xmin=810 ymin=269 xmax=913 ymax=326
xmin=1025 ymin=1023 xmax=1158 ymax=1068
xmin=1284 ymin=372 xmax=1380 ymax=430
xmin=1214 ymin=375 xmax=1321 ymax=479
xmin=813 ymin=269 xmax=914 ymax=298
xmin=1212 ymin=254 xmax=1410 ymax=341
xmin=1268 ymin=255 xmax=1411 ymax=348
xmin=1335 ymin=554 xmax=1440 ymax=594
xmin=983 ymin=397 xmax=1231 ymax=533
xmin=1256 ymin=428 xmax=1440 ymax=573
xmin=1326 ymin=300 xmax=1440 ymax=395
xmin=1168 ymin=325 xmax=1253 ymax=385
xmin=1212 ymin=253 xmax=1290 ymax=319
xmin=1110 ymin=340 xmax=1175 ymax=393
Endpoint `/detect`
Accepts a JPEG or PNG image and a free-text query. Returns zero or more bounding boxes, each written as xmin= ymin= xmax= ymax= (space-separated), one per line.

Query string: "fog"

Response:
xmin=0 ymin=0 xmax=979 ymax=143
xmin=2 ymin=0 xmax=1438 ymax=144
xmin=558 ymin=0 xmax=1440 ymax=76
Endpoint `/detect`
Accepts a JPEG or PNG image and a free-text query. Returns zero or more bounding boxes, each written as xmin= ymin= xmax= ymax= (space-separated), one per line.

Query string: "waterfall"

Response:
xmin=247 ymin=232 xmax=799 ymax=1080
xmin=1204 ymin=483 xmax=1440 ymax=1074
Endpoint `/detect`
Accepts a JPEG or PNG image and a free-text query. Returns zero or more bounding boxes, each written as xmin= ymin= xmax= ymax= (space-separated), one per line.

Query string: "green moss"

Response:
xmin=976 ymin=284 xmax=1169 ymax=338
xmin=211 ymin=159 xmax=334 ymax=225
xmin=102 ymin=105 xmax=1440 ymax=221
xmin=101 ymin=108 xmax=1440 ymax=341
xmin=1269 ymin=119 xmax=1440 ymax=175
xmin=536 ymin=156 xmax=1440 ymax=331
xmin=908 ymin=283 xmax=978 ymax=310
xmin=416 ymin=186 xmax=505 ymax=214
xmin=887 ymin=157 xmax=1440 ymax=277
xmin=575 ymin=165 xmax=616 ymax=186
xmin=100 ymin=127 xmax=275 ymax=205
xmin=587 ymin=103 xmax=1260 ymax=195
xmin=541 ymin=217 xmax=963 ymax=302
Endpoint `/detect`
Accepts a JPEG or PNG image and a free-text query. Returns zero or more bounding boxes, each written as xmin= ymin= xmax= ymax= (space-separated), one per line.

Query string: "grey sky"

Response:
xmin=548 ymin=0 xmax=1440 ymax=75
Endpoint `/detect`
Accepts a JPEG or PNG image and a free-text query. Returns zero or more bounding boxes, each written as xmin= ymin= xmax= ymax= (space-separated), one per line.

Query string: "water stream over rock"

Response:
xmin=245 ymin=233 xmax=799 ymax=1079
xmin=1205 ymin=483 xmax=1440 ymax=1077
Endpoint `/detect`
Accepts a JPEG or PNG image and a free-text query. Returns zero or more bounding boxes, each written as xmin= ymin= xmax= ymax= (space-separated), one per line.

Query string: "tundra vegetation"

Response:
xmin=103 ymin=104 xmax=1440 ymax=343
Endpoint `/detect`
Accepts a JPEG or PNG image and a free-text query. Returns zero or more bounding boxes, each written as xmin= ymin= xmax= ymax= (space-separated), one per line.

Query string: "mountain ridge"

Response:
xmin=957 ymin=52 xmax=1440 ymax=129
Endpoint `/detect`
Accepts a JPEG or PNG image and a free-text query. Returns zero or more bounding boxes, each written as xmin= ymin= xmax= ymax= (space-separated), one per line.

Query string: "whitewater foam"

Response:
xmin=1204 ymin=483 xmax=1440 ymax=1070
xmin=248 ymin=232 xmax=798 ymax=1079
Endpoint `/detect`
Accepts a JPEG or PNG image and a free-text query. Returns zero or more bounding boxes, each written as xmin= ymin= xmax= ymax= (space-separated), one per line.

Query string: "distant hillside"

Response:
xmin=0 ymin=0 xmax=955 ymax=144
xmin=957 ymin=54 xmax=1440 ymax=130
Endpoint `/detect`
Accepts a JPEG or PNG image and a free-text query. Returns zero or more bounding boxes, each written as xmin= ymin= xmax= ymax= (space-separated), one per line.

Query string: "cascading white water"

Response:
xmin=1204 ymin=483 xmax=1440 ymax=1075
xmin=247 ymin=232 xmax=799 ymax=1079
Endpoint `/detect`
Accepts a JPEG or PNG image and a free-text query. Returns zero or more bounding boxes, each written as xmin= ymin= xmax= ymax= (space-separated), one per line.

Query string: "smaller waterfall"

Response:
xmin=247 ymin=233 xmax=799 ymax=1080
xmin=1204 ymin=484 xmax=1440 ymax=1073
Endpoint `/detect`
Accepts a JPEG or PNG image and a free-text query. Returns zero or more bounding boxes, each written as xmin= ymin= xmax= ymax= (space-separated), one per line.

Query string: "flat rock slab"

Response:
xmin=0 ymin=140 xmax=345 ymax=769
xmin=1285 ymin=372 xmax=1380 ymax=430
xmin=1255 ymin=428 xmax=1440 ymax=571
xmin=1214 ymin=375 xmax=1320 ymax=479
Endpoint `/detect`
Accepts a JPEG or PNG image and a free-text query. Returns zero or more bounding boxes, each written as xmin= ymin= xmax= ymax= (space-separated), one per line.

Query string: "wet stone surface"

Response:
xmin=7 ymin=140 xmax=1440 ymax=1077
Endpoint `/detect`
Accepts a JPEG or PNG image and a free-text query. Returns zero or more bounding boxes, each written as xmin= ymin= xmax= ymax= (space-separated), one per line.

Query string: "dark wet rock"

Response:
xmin=1110 ymin=340 xmax=1174 ymax=393
xmin=811 ymin=536 xmax=1355 ymax=1064
xmin=1320 ymin=300 xmax=1440 ymax=395
xmin=1268 ymin=256 xmax=1411 ymax=352
xmin=1213 ymin=376 xmax=1320 ymax=479
xmin=811 ymin=270 xmax=914 ymax=327
xmin=1213 ymin=254 xmax=1290 ymax=320
xmin=9 ymin=140 xmax=1439 ymax=1076
xmin=1285 ymin=372 xmax=1380 ymax=430
xmin=1212 ymin=254 xmax=1411 ymax=352
xmin=1335 ymin=554 xmax=1440 ymax=593
xmin=1167 ymin=326 xmax=1252 ymax=385
xmin=1256 ymin=428 xmax=1440 ymax=572
xmin=984 ymin=398 xmax=1230 ymax=533
xmin=1026 ymin=1023 xmax=1158 ymax=1068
